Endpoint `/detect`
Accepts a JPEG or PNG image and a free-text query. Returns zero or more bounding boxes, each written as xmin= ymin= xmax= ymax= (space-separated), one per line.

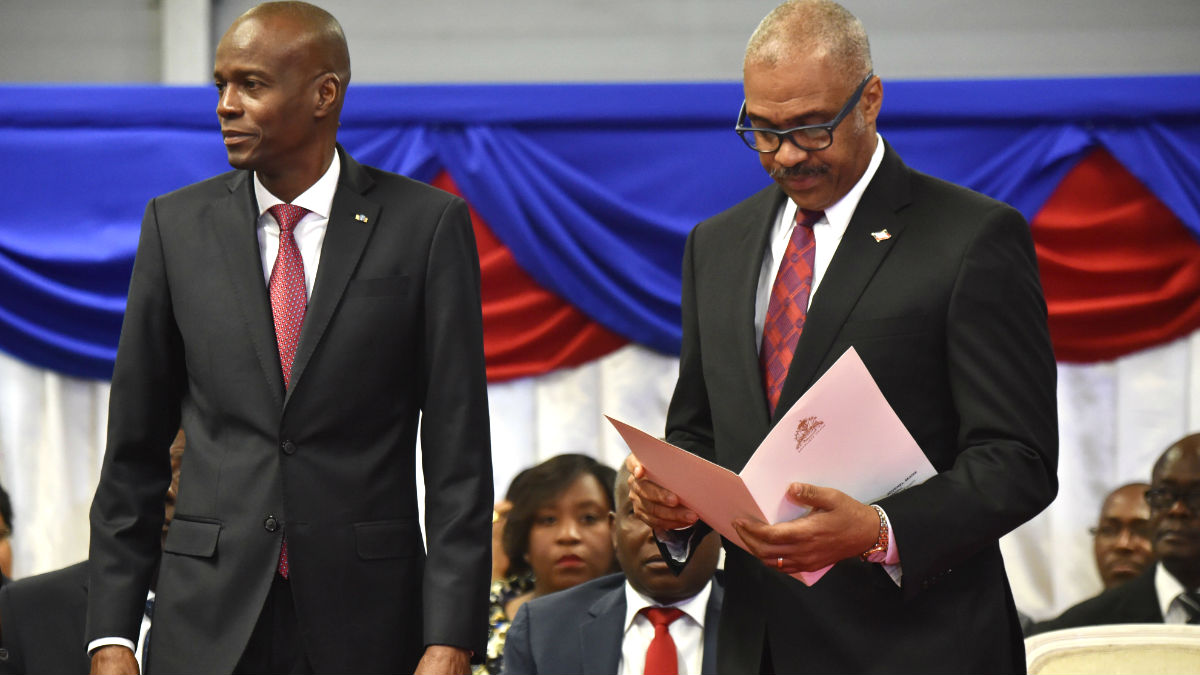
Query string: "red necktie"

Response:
xmin=642 ymin=606 xmax=685 ymax=675
xmin=267 ymin=203 xmax=308 ymax=578
xmin=760 ymin=209 xmax=822 ymax=415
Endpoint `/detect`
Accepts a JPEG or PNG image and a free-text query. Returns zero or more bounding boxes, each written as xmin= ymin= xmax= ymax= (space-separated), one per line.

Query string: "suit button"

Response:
xmin=264 ymin=515 xmax=279 ymax=532
xmin=0 ymin=647 xmax=9 ymax=660
xmin=280 ymin=440 xmax=296 ymax=455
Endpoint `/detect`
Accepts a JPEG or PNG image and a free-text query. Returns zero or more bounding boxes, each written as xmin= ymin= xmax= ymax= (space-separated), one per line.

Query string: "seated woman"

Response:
xmin=476 ymin=454 xmax=618 ymax=675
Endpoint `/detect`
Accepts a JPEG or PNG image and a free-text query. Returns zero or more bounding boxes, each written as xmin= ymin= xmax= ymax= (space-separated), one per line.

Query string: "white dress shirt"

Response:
xmin=253 ymin=151 xmax=341 ymax=299
xmin=618 ymin=580 xmax=713 ymax=675
xmin=1154 ymin=563 xmax=1197 ymax=624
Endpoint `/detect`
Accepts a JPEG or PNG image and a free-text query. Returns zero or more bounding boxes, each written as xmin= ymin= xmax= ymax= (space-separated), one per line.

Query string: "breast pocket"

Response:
xmin=344 ymin=275 xmax=410 ymax=299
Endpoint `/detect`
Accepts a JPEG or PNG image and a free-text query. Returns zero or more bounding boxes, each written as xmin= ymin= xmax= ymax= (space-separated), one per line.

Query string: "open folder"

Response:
xmin=606 ymin=346 xmax=936 ymax=585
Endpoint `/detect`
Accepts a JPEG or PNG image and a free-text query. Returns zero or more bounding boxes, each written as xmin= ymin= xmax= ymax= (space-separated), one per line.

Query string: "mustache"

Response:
xmin=769 ymin=164 xmax=830 ymax=180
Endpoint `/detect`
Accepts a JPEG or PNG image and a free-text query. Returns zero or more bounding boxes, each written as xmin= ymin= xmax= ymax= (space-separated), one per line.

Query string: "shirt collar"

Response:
xmin=252 ymin=149 xmax=342 ymax=219
xmin=622 ymin=577 xmax=713 ymax=634
xmin=778 ymin=132 xmax=886 ymax=237
xmin=1155 ymin=561 xmax=1189 ymax=618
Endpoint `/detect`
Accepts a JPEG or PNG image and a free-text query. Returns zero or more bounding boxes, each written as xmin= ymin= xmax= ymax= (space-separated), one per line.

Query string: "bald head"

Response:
xmin=745 ymin=0 xmax=872 ymax=81
xmin=234 ymin=1 xmax=351 ymax=89
xmin=1152 ymin=432 xmax=1200 ymax=481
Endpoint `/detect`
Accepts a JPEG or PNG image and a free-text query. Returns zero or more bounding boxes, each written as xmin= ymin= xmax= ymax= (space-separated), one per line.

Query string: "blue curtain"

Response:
xmin=1 ymin=76 xmax=1197 ymax=380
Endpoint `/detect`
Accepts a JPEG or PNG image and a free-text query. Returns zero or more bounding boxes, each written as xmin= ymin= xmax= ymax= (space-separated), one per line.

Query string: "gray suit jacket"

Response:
xmin=502 ymin=573 xmax=724 ymax=675
xmin=87 ymin=147 xmax=492 ymax=674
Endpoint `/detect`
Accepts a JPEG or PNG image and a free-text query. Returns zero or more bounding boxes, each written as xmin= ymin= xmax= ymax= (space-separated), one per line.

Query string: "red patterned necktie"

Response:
xmin=642 ymin=606 xmax=685 ymax=675
xmin=267 ymin=203 xmax=308 ymax=579
xmin=760 ymin=209 xmax=823 ymax=415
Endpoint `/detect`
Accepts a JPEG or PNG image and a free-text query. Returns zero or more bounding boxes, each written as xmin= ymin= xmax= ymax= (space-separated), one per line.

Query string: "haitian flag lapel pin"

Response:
xmin=870 ymin=229 xmax=892 ymax=242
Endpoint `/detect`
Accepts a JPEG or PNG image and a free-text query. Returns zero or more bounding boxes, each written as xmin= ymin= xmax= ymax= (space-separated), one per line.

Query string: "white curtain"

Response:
xmin=2 ymin=332 xmax=1198 ymax=620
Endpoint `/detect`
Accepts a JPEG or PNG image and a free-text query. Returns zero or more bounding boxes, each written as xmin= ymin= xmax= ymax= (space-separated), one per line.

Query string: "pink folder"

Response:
xmin=607 ymin=346 xmax=935 ymax=585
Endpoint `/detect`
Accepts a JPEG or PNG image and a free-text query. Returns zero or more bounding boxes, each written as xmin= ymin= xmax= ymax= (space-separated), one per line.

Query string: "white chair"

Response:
xmin=1025 ymin=624 xmax=1200 ymax=674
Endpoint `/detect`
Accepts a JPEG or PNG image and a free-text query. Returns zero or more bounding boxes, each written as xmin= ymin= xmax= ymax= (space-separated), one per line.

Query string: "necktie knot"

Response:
xmin=642 ymin=606 xmax=685 ymax=629
xmin=269 ymin=203 xmax=309 ymax=232
xmin=797 ymin=208 xmax=823 ymax=229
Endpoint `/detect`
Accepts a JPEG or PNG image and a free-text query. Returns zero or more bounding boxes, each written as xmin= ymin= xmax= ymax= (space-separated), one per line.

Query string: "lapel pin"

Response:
xmin=870 ymin=229 xmax=892 ymax=242
xmin=354 ymin=213 xmax=369 ymax=223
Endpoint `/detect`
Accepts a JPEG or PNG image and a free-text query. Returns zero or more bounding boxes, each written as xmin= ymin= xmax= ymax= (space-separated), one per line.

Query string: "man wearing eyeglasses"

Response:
xmin=626 ymin=0 xmax=1058 ymax=672
xmin=1030 ymin=434 xmax=1200 ymax=633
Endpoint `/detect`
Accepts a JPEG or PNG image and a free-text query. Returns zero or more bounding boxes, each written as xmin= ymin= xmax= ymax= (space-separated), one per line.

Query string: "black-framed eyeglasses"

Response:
xmin=1145 ymin=486 xmax=1200 ymax=512
xmin=735 ymin=71 xmax=874 ymax=153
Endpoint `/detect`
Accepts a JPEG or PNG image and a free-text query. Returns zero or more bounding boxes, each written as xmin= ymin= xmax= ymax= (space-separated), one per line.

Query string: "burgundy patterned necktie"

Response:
xmin=642 ymin=607 xmax=685 ymax=675
xmin=267 ymin=202 xmax=308 ymax=578
xmin=760 ymin=209 xmax=823 ymax=415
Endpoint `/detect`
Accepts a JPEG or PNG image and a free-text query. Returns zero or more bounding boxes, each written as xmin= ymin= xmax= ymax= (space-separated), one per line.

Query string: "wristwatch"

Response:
xmin=860 ymin=504 xmax=889 ymax=562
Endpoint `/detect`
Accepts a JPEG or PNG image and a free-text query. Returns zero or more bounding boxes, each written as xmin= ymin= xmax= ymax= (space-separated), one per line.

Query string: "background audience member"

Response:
xmin=0 ymin=484 xmax=11 ymax=585
xmin=503 ymin=461 xmax=723 ymax=674
xmin=1030 ymin=433 xmax=1200 ymax=632
xmin=0 ymin=430 xmax=185 ymax=674
xmin=476 ymin=454 xmax=617 ymax=675
xmin=1092 ymin=482 xmax=1155 ymax=590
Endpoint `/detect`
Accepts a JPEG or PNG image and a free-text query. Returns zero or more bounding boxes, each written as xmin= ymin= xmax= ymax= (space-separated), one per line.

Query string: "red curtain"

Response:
xmin=431 ymin=173 xmax=628 ymax=382
xmin=1032 ymin=148 xmax=1200 ymax=362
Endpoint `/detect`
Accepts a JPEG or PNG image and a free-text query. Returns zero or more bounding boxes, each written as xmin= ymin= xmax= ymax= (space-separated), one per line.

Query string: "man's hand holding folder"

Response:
xmin=614 ymin=347 xmax=935 ymax=585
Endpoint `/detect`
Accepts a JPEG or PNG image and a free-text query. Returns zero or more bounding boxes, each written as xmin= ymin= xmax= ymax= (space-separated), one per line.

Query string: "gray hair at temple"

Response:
xmin=745 ymin=0 xmax=873 ymax=81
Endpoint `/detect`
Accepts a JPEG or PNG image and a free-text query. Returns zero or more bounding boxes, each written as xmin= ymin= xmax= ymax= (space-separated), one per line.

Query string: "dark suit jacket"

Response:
xmin=87 ymin=147 xmax=493 ymax=674
xmin=0 ymin=561 xmax=90 ymax=674
xmin=1028 ymin=565 xmax=1163 ymax=635
xmin=502 ymin=572 xmax=724 ymax=675
xmin=665 ymin=141 xmax=1058 ymax=673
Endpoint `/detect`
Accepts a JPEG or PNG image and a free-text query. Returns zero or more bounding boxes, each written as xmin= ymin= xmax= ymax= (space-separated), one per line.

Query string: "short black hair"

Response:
xmin=501 ymin=454 xmax=616 ymax=578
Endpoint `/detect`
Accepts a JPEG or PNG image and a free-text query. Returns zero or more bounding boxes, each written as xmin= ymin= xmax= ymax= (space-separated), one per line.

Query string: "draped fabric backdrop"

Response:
xmin=0 ymin=77 xmax=1197 ymax=619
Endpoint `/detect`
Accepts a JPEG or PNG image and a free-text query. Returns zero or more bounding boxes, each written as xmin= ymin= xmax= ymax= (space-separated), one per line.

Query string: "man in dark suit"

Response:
xmin=504 ymin=462 xmax=723 ymax=674
xmin=1030 ymin=433 xmax=1200 ymax=633
xmin=1 ymin=430 xmax=186 ymax=674
xmin=86 ymin=3 xmax=491 ymax=674
xmin=0 ymin=561 xmax=89 ymax=674
xmin=627 ymin=1 xmax=1057 ymax=672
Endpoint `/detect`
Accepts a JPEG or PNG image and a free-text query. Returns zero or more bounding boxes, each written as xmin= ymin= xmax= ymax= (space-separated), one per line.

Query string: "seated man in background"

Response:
xmin=503 ymin=461 xmax=724 ymax=675
xmin=0 ymin=430 xmax=186 ymax=674
xmin=1092 ymin=482 xmax=1155 ymax=590
xmin=1030 ymin=433 xmax=1200 ymax=633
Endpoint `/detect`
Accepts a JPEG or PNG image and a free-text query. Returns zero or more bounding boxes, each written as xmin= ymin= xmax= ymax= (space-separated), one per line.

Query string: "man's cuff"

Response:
xmin=88 ymin=637 xmax=136 ymax=657
xmin=867 ymin=505 xmax=902 ymax=586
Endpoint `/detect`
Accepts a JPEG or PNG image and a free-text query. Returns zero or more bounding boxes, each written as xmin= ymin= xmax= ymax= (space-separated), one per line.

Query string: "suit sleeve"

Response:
xmin=877 ymin=203 xmax=1058 ymax=598
xmin=500 ymin=602 xmax=536 ymax=675
xmin=656 ymin=227 xmax=718 ymax=571
xmin=665 ymin=227 xmax=717 ymax=461
xmin=86 ymin=199 xmax=184 ymax=644
xmin=418 ymin=198 xmax=493 ymax=657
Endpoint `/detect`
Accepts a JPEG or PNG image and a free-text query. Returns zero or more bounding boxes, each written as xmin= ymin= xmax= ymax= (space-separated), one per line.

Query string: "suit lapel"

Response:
xmin=775 ymin=144 xmax=912 ymax=417
xmin=580 ymin=585 xmax=626 ymax=675
xmin=213 ymin=170 xmax=286 ymax=405
xmin=285 ymin=147 xmax=379 ymax=406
